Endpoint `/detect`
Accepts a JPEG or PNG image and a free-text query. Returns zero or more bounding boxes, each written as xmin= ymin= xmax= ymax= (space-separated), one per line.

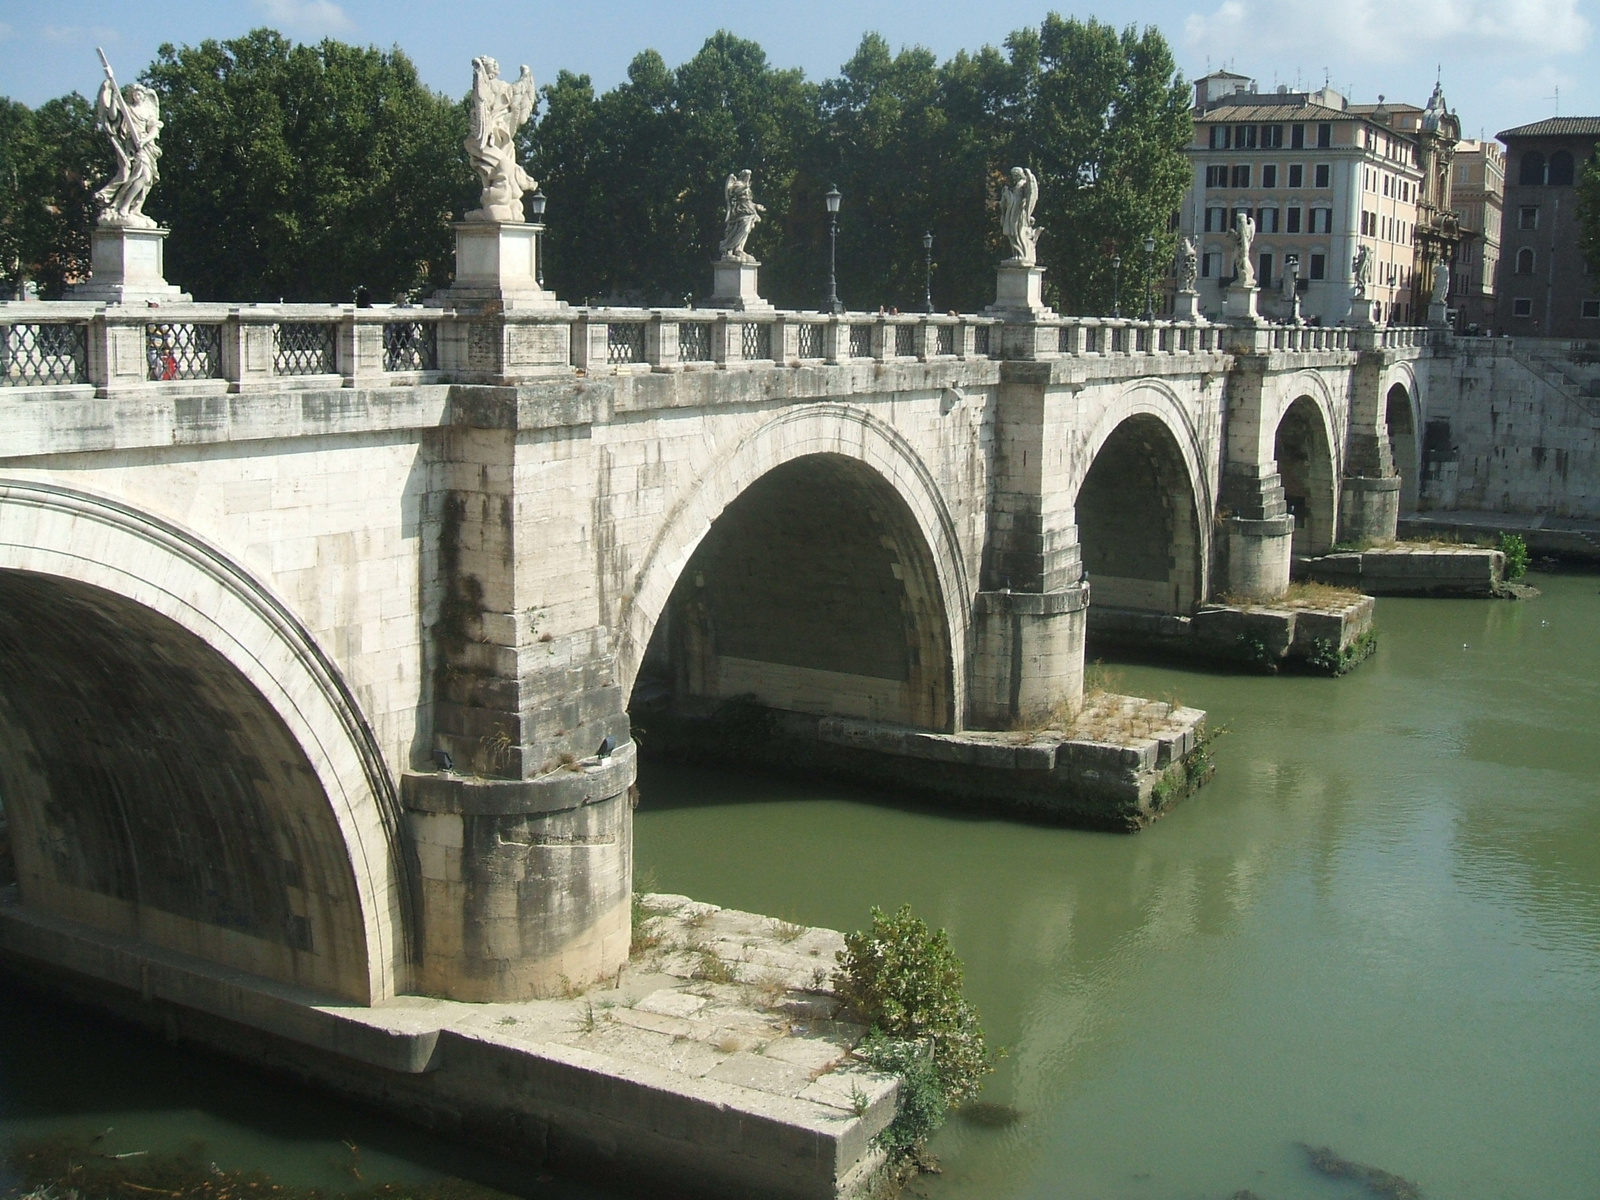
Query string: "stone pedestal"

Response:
xmin=1218 ymin=466 xmax=1293 ymax=599
xmin=444 ymin=221 xmax=560 ymax=309
xmin=988 ymin=262 xmax=1054 ymax=318
xmin=1173 ymin=289 xmax=1203 ymax=321
xmin=1223 ymin=283 xmax=1262 ymax=324
xmin=1337 ymin=475 xmax=1401 ymax=546
xmin=969 ymin=585 xmax=1090 ymax=729
xmin=1348 ymin=296 xmax=1378 ymax=327
xmin=1427 ymin=300 xmax=1450 ymax=327
xmin=706 ymin=258 xmax=773 ymax=312
xmin=67 ymin=226 xmax=190 ymax=303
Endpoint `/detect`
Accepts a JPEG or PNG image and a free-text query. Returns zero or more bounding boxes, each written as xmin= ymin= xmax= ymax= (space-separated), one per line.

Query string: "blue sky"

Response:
xmin=2 ymin=0 xmax=1595 ymax=138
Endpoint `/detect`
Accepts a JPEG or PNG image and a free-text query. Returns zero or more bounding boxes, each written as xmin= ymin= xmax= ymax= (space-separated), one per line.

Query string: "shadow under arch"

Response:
xmin=1275 ymin=396 xmax=1339 ymax=556
xmin=1073 ymin=408 xmax=1209 ymax=614
xmin=618 ymin=404 xmax=970 ymax=728
xmin=0 ymin=480 xmax=410 ymax=1004
xmin=1385 ymin=380 xmax=1420 ymax=515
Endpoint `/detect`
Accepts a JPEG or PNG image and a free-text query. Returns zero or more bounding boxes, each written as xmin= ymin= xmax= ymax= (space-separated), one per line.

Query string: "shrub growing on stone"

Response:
xmin=835 ymin=903 xmax=992 ymax=1154
xmin=1498 ymin=532 xmax=1529 ymax=580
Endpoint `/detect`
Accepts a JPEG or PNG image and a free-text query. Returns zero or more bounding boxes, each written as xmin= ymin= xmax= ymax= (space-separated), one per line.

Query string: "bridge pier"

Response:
xmin=1338 ymin=350 xmax=1404 ymax=545
xmin=1220 ymin=354 xmax=1295 ymax=598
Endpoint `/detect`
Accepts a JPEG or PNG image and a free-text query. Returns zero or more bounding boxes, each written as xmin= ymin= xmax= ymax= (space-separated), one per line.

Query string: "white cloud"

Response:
xmin=1184 ymin=0 xmax=1590 ymax=65
xmin=253 ymin=0 xmax=355 ymax=37
xmin=39 ymin=25 xmax=121 ymax=45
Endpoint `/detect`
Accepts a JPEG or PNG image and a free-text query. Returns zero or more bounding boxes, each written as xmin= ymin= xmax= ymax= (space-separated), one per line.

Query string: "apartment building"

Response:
xmin=1495 ymin=118 xmax=1600 ymax=338
xmin=1449 ymin=140 xmax=1505 ymax=330
xmin=1182 ymin=73 xmax=1447 ymax=325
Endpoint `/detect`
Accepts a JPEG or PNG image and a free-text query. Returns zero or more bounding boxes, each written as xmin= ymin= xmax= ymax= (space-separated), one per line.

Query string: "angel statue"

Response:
xmin=92 ymin=49 xmax=162 ymax=228
xmin=1431 ymin=261 xmax=1451 ymax=305
xmin=464 ymin=56 xmax=539 ymax=223
xmin=1000 ymin=167 xmax=1040 ymax=264
xmin=1352 ymin=245 xmax=1373 ymax=299
xmin=717 ymin=169 xmax=765 ymax=262
xmin=1226 ymin=211 xmax=1256 ymax=289
xmin=1177 ymin=236 xmax=1198 ymax=292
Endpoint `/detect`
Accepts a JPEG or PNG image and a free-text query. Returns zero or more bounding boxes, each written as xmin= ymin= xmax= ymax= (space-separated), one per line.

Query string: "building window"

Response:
xmin=1235 ymin=124 xmax=1258 ymax=149
xmin=1232 ymin=164 xmax=1251 ymax=188
xmin=1291 ymin=124 xmax=1305 ymax=149
xmin=1516 ymin=247 xmax=1535 ymax=275
xmin=1519 ymin=151 xmax=1545 ymax=185
xmin=1206 ymin=164 xmax=1228 ymax=188
xmin=1317 ymin=123 xmax=1332 ymax=148
xmin=1288 ymin=163 xmax=1303 ymax=188
xmin=1261 ymin=124 xmax=1283 ymax=148
xmin=1257 ymin=207 xmax=1280 ymax=232
xmin=1286 ymin=206 xmax=1302 ymax=233
xmin=1549 ymin=151 xmax=1575 ymax=186
xmin=1205 ymin=206 xmax=1227 ymax=232
xmin=1209 ymin=126 xmax=1229 ymax=150
xmin=1309 ymin=253 xmax=1326 ymax=280
xmin=1582 ymin=299 xmax=1600 ymax=319
xmin=1513 ymin=297 xmax=1533 ymax=316
xmin=1314 ymin=163 xmax=1331 ymax=188
xmin=1311 ymin=208 xmax=1333 ymax=233
xmin=1519 ymin=206 xmax=1539 ymax=230
xmin=1202 ymin=251 xmax=1220 ymax=278
xmin=1259 ymin=253 xmax=1273 ymax=288
xmin=1262 ymin=164 xmax=1278 ymax=188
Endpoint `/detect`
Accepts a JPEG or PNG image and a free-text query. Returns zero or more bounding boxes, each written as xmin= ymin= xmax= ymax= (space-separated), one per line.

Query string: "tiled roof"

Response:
xmin=1196 ymin=103 xmax=1352 ymax=122
xmin=1497 ymin=117 xmax=1600 ymax=139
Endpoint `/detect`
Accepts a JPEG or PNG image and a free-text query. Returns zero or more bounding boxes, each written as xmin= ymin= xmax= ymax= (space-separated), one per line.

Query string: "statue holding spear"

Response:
xmin=92 ymin=48 xmax=163 ymax=227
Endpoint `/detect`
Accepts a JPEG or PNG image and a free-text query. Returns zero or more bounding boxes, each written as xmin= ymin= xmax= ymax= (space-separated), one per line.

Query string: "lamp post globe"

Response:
xmin=922 ymin=231 xmax=934 ymax=315
xmin=1111 ymin=254 xmax=1122 ymax=319
xmin=822 ymin=185 xmax=843 ymax=315
xmin=1142 ymin=235 xmax=1156 ymax=322
xmin=529 ymin=189 xmax=548 ymax=288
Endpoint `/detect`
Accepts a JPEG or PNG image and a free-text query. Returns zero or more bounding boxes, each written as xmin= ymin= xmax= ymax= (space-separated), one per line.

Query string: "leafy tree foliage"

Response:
xmin=140 ymin=29 xmax=473 ymax=301
xmin=0 ymin=95 xmax=107 ymax=297
xmin=1578 ymin=153 xmax=1600 ymax=278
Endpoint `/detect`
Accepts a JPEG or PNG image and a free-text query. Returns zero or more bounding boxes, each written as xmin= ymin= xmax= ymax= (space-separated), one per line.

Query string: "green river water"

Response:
xmin=4 ymin=571 xmax=1598 ymax=1199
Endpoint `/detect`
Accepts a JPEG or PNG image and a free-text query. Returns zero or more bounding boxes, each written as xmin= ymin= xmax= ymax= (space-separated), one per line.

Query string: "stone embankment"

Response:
xmin=1088 ymin=593 xmax=1376 ymax=674
xmin=1298 ymin=544 xmax=1506 ymax=597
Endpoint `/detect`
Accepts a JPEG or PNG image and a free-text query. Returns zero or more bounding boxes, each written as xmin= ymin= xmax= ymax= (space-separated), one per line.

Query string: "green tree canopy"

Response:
xmin=1578 ymin=152 xmax=1600 ymax=277
xmin=140 ymin=28 xmax=473 ymax=301
xmin=0 ymin=94 xmax=107 ymax=297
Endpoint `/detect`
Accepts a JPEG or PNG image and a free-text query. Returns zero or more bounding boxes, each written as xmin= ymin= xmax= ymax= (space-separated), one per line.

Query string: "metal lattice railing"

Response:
xmin=796 ymin=323 xmax=823 ymax=359
xmin=678 ymin=321 xmax=712 ymax=362
xmin=1 ymin=322 xmax=88 ymax=386
xmin=607 ymin=322 xmax=646 ymax=365
xmin=273 ymin=322 xmax=336 ymax=375
xmin=936 ymin=325 xmax=955 ymax=356
xmin=1083 ymin=327 xmax=1100 ymax=353
xmin=383 ymin=321 xmax=438 ymax=371
xmin=894 ymin=325 xmax=915 ymax=357
xmin=741 ymin=322 xmax=771 ymax=361
xmin=1058 ymin=325 xmax=1073 ymax=353
xmin=849 ymin=324 xmax=872 ymax=358
xmin=974 ymin=325 xmax=991 ymax=357
xmin=147 ymin=323 xmax=223 ymax=381
xmin=1110 ymin=328 xmax=1127 ymax=354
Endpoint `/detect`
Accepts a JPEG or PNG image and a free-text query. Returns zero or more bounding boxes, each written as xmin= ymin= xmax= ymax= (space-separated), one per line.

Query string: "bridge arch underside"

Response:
xmin=1076 ymin=415 xmax=1202 ymax=614
xmin=634 ymin=453 xmax=954 ymax=731
xmin=1275 ymin=397 xmax=1338 ymax=557
xmin=0 ymin=572 xmax=372 ymax=1003
xmin=1386 ymin=381 xmax=1420 ymax=514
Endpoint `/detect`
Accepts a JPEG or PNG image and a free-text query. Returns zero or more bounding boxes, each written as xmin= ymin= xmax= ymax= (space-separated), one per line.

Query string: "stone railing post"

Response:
xmin=824 ymin=318 xmax=850 ymax=365
xmin=340 ymin=312 xmax=385 ymax=385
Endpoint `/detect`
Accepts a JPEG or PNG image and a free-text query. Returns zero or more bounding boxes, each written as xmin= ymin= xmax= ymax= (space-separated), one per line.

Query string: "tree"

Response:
xmin=141 ymin=29 xmax=473 ymax=302
xmin=0 ymin=94 xmax=107 ymax=297
xmin=1578 ymin=152 xmax=1600 ymax=278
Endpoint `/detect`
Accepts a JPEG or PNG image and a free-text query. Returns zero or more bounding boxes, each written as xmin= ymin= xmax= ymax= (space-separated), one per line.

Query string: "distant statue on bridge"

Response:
xmin=1352 ymin=245 xmax=1373 ymax=298
xmin=1226 ymin=211 xmax=1256 ymax=289
xmin=1177 ymin=236 xmax=1198 ymax=292
xmin=1431 ymin=261 xmax=1451 ymax=305
xmin=464 ymin=56 xmax=539 ymax=223
xmin=1000 ymin=167 xmax=1040 ymax=265
xmin=92 ymin=49 xmax=162 ymax=228
xmin=717 ymin=170 xmax=765 ymax=262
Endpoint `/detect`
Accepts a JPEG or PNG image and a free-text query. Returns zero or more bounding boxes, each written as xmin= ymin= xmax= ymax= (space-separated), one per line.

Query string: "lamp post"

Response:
xmin=528 ymin=188 xmax=547 ymax=289
xmin=1111 ymin=254 xmax=1122 ymax=318
xmin=822 ymin=185 xmax=843 ymax=314
xmin=1142 ymin=235 xmax=1156 ymax=322
xmin=922 ymin=231 xmax=935 ymax=314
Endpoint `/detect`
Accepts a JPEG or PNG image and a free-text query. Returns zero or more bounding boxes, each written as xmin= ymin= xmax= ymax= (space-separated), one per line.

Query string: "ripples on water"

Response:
xmin=4 ymin=573 xmax=1598 ymax=1200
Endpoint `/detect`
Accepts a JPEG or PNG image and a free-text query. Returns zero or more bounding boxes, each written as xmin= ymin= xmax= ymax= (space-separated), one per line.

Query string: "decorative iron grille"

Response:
xmin=796 ymin=322 xmax=823 ymax=359
xmin=973 ymin=325 xmax=991 ymax=357
xmin=273 ymin=322 xmax=336 ymax=375
xmin=894 ymin=325 xmax=915 ymax=357
xmin=607 ymin=322 xmax=646 ymax=365
xmin=1158 ymin=327 xmax=1170 ymax=352
xmin=936 ymin=325 xmax=954 ymax=356
xmin=1083 ymin=327 xmax=1100 ymax=353
xmin=678 ymin=321 xmax=712 ymax=362
xmin=1058 ymin=325 xmax=1073 ymax=353
xmin=1136 ymin=328 xmax=1150 ymax=353
xmin=1179 ymin=328 xmax=1192 ymax=352
xmin=740 ymin=322 xmax=771 ymax=360
xmin=849 ymin=324 xmax=872 ymax=358
xmin=1 ymin=322 xmax=88 ymax=386
xmin=146 ymin=323 xmax=222 ymax=381
xmin=1110 ymin=328 xmax=1126 ymax=354
xmin=383 ymin=321 xmax=438 ymax=371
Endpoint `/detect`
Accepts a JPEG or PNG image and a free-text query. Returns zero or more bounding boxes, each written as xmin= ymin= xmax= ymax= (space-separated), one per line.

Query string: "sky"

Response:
xmin=1 ymin=0 xmax=1595 ymax=140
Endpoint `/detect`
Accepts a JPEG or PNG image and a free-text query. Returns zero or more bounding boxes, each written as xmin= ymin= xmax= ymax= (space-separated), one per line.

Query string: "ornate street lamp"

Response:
xmin=528 ymin=188 xmax=548 ymax=289
xmin=1111 ymin=254 xmax=1122 ymax=319
xmin=822 ymin=185 xmax=843 ymax=315
xmin=1142 ymin=235 xmax=1156 ymax=322
xmin=922 ymin=232 xmax=935 ymax=314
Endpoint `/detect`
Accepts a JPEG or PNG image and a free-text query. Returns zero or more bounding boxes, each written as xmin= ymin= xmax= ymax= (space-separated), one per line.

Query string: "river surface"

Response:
xmin=4 ymin=571 xmax=1598 ymax=1200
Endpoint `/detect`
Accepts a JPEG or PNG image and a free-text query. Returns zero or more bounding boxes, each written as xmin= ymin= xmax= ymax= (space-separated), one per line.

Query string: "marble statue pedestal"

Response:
xmin=67 ymin=226 xmax=190 ymax=304
xmin=706 ymin=259 xmax=772 ymax=312
xmin=1173 ymin=289 xmax=1203 ymax=321
xmin=1427 ymin=301 xmax=1451 ymax=327
xmin=1348 ymin=297 xmax=1378 ymax=327
xmin=987 ymin=262 xmax=1055 ymax=318
xmin=1223 ymin=283 xmax=1263 ymax=324
xmin=445 ymin=221 xmax=560 ymax=309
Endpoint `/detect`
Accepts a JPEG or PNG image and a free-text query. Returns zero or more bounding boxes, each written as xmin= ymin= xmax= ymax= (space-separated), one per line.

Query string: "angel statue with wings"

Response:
xmin=1226 ymin=211 xmax=1257 ymax=289
xmin=92 ymin=50 xmax=162 ymax=228
xmin=717 ymin=169 xmax=765 ymax=262
xmin=464 ymin=56 xmax=539 ymax=223
xmin=1000 ymin=167 xmax=1040 ymax=265
xmin=1352 ymin=245 xmax=1373 ymax=299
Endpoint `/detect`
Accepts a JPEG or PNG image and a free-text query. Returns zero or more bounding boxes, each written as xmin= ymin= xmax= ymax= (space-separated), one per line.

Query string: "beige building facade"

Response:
xmin=1449 ymin=140 xmax=1505 ymax=330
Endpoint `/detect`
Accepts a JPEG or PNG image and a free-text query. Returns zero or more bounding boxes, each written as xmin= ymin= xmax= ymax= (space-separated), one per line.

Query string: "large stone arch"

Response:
xmin=0 ymin=480 xmax=409 ymax=1004
xmin=618 ymin=404 xmax=971 ymax=730
xmin=1072 ymin=387 xmax=1212 ymax=612
xmin=1383 ymin=364 xmax=1422 ymax=514
xmin=1274 ymin=396 xmax=1340 ymax=556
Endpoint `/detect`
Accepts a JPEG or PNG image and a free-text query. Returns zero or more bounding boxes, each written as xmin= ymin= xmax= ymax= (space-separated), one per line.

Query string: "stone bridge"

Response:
xmin=0 ymin=297 xmax=1432 ymax=1009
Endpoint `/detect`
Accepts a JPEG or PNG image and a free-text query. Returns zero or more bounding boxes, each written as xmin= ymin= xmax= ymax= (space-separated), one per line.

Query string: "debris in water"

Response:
xmin=1301 ymin=1143 xmax=1421 ymax=1200
xmin=957 ymin=1102 xmax=1023 ymax=1128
